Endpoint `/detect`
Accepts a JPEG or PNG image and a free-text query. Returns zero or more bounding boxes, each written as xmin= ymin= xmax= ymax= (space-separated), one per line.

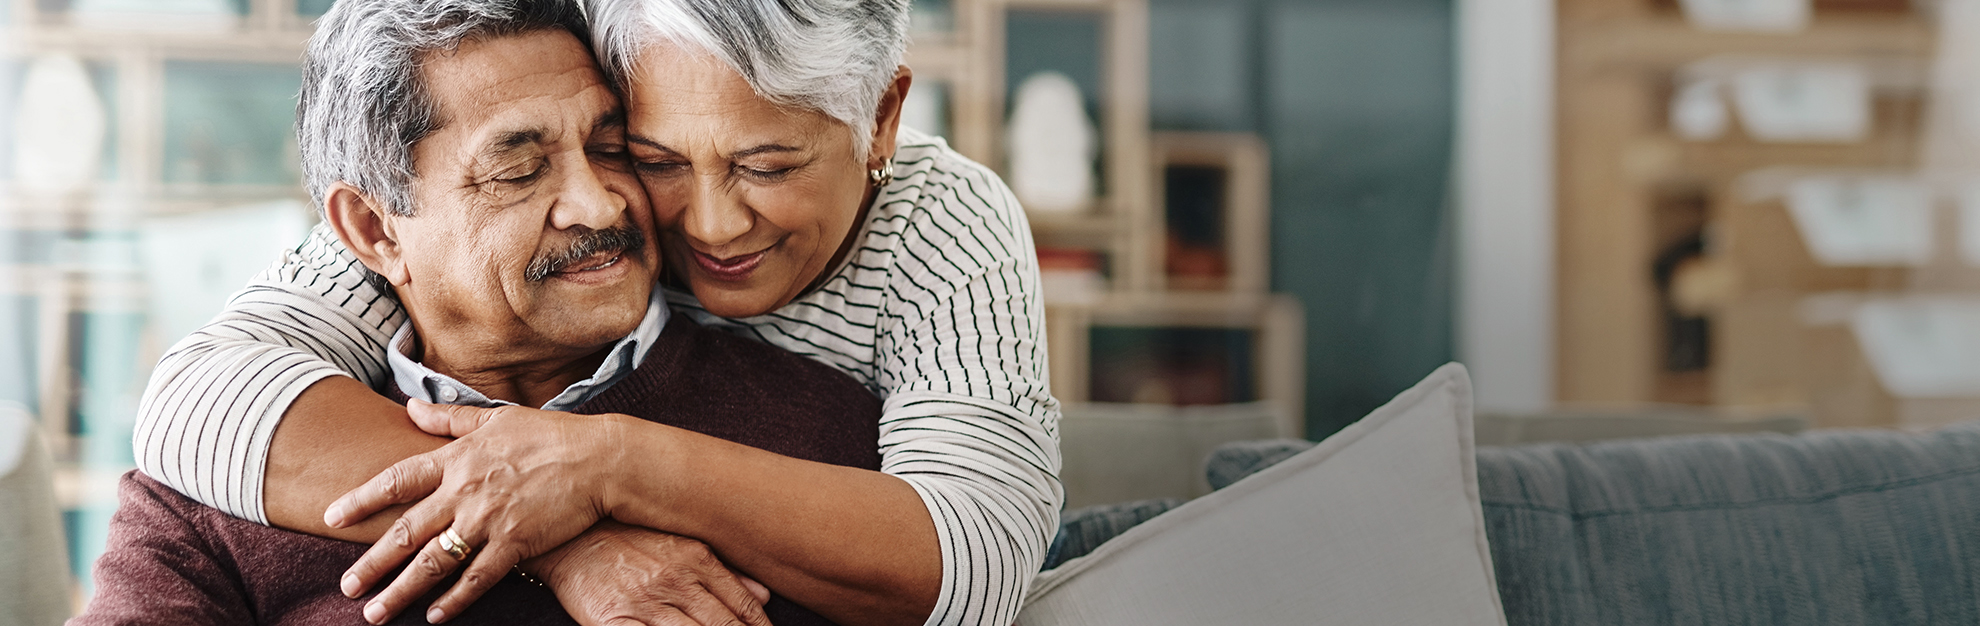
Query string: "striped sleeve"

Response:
xmin=133 ymin=223 xmax=404 ymax=523
xmin=874 ymin=150 xmax=1062 ymax=626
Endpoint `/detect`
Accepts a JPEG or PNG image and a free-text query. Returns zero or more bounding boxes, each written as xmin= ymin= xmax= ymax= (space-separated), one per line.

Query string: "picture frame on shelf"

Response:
xmin=1150 ymin=131 xmax=1269 ymax=293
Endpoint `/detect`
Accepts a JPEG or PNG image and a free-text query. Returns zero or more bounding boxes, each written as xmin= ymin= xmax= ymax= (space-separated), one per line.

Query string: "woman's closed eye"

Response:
xmin=736 ymin=164 xmax=794 ymax=180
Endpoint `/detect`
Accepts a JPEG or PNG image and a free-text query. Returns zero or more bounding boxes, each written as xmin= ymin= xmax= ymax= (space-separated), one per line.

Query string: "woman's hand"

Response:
xmin=326 ymin=400 xmax=633 ymax=624
xmin=529 ymin=522 xmax=773 ymax=626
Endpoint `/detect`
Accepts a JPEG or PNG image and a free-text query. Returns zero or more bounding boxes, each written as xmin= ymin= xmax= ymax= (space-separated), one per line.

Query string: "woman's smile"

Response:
xmin=690 ymin=246 xmax=771 ymax=282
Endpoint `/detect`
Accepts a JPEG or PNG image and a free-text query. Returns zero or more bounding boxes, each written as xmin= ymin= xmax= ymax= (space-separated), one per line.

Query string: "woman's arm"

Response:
xmin=332 ymin=214 xmax=1059 ymax=626
xmin=329 ymin=403 xmax=941 ymax=626
xmin=135 ymin=223 xmax=404 ymax=524
xmin=138 ymin=227 xmax=769 ymax=626
xmin=861 ymin=161 xmax=1064 ymax=626
xmin=274 ymin=379 xmax=776 ymax=626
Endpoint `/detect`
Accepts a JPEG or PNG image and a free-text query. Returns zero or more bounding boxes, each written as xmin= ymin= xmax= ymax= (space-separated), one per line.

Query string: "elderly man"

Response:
xmin=74 ymin=1 xmax=896 ymax=625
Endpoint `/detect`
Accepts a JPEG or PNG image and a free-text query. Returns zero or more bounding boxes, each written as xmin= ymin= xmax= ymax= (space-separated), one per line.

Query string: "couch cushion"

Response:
xmin=1058 ymin=402 xmax=1287 ymax=508
xmin=1479 ymin=423 xmax=1980 ymax=625
xmin=1019 ymin=363 xmax=1506 ymax=625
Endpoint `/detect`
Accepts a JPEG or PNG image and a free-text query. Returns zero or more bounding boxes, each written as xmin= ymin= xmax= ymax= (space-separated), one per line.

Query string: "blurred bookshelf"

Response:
xmin=1553 ymin=0 xmax=1974 ymax=428
xmin=1 ymin=0 xmax=1312 ymax=604
xmin=0 ymin=0 xmax=316 ymax=599
xmin=926 ymin=0 xmax=1304 ymax=423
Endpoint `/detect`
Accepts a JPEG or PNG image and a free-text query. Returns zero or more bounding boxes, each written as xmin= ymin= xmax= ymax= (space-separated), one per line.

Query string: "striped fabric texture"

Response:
xmin=132 ymin=128 xmax=1063 ymax=626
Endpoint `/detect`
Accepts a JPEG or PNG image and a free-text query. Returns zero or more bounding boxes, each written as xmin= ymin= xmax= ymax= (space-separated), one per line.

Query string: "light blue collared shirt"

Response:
xmin=386 ymin=289 xmax=669 ymax=410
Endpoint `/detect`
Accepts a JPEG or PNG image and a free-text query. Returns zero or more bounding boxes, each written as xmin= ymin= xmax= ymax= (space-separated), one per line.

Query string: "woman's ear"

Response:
xmin=866 ymin=65 xmax=914 ymax=169
xmin=322 ymin=182 xmax=412 ymax=287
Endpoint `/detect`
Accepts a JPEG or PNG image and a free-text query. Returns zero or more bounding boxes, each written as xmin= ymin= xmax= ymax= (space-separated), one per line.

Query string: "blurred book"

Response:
xmin=1729 ymin=63 xmax=1872 ymax=143
xmin=1853 ymin=297 xmax=1980 ymax=398
xmin=1783 ymin=176 xmax=1933 ymax=266
xmin=1678 ymin=0 xmax=1810 ymax=32
xmin=1039 ymin=246 xmax=1106 ymax=306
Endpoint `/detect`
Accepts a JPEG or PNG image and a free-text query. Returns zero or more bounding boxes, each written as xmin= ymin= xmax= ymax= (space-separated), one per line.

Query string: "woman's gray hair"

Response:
xmin=585 ymin=0 xmax=910 ymax=161
xmin=298 ymin=0 xmax=590 ymax=216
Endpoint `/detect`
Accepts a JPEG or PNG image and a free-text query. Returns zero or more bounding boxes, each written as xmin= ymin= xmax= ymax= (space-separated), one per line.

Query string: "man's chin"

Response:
xmin=534 ymin=299 xmax=651 ymax=346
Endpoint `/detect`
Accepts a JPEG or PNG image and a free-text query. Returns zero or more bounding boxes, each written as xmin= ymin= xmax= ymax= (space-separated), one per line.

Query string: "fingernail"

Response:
xmin=364 ymin=602 xmax=387 ymax=624
xmin=324 ymin=504 xmax=345 ymax=527
xmin=341 ymin=574 xmax=359 ymax=598
xmin=427 ymin=607 xmax=447 ymax=624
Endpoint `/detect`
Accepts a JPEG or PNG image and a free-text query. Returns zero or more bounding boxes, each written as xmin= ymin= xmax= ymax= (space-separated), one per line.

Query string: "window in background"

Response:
xmin=1148 ymin=1 xmax=1252 ymax=132
xmin=63 ymin=306 xmax=146 ymax=591
xmin=40 ymin=0 xmax=250 ymax=19
xmin=298 ymin=0 xmax=335 ymax=18
xmin=162 ymin=61 xmax=302 ymax=186
xmin=911 ymin=0 xmax=954 ymax=35
xmin=1145 ymin=0 xmax=1456 ymax=438
xmin=901 ymin=78 xmax=952 ymax=141
xmin=0 ymin=295 xmax=36 ymax=414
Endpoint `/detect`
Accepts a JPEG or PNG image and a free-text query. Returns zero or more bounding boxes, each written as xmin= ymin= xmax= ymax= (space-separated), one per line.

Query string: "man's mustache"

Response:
xmin=524 ymin=225 xmax=646 ymax=283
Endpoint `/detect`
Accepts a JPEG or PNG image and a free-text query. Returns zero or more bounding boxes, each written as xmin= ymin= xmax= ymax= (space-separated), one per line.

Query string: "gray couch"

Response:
xmin=1050 ymin=422 xmax=1980 ymax=624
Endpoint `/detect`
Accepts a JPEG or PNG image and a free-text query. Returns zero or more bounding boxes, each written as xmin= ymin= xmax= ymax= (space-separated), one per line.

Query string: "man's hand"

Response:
xmin=325 ymin=401 xmax=635 ymax=624
xmin=528 ymin=522 xmax=773 ymax=626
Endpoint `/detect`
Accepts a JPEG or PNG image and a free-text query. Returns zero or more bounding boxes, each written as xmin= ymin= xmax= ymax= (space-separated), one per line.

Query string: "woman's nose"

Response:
xmin=681 ymin=174 xmax=753 ymax=247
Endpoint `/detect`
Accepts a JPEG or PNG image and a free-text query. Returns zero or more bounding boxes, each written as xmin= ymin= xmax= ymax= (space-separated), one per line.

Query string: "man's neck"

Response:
xmin=408 ymin=329 xmax=615 ymax=408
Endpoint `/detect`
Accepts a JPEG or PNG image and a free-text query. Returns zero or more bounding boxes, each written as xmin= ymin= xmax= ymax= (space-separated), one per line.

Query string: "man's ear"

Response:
xmin=322 ymin=182 xmax=411 ymax=287
xmin=866 ymin=65 xmax=913 ymax=169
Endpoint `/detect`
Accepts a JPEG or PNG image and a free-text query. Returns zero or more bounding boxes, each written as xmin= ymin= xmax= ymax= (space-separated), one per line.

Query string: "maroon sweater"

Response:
xmin=75 ymin=315 xmax=882 ymax=626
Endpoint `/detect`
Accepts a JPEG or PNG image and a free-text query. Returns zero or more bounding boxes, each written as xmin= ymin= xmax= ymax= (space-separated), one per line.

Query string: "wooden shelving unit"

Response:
xmin=1555 ymin=0 xmax=1935 ymax=426
xmin=918 ymin=0 xmax=1302 ymax=426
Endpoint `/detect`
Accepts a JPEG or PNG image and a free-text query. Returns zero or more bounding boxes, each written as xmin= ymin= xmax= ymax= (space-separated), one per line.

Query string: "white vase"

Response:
xmin=1007 ymin=71 xmax=1098 ymax=215
xmin=13 ymin=54 xmax=108 ymax=194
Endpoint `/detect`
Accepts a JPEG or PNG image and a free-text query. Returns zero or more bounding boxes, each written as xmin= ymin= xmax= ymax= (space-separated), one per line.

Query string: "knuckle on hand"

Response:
xmin=380 ymin=466 xmax=413 ymax=502
xmin=389 ymin=517 xmax=419 ymax=549
xmin=412 ymin=549 xmax=452 ymax=580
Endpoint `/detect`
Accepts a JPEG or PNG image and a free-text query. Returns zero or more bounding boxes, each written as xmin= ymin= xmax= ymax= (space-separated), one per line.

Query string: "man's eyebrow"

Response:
xmin=477 ymin=128 xmax=544 ymax=161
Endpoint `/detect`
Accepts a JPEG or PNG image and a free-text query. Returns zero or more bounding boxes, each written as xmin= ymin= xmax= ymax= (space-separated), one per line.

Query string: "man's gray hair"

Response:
xmin=586 ymin=0 xmax=910 ymax=161
xmin=298 ymin=0 xmax=590 ymax=216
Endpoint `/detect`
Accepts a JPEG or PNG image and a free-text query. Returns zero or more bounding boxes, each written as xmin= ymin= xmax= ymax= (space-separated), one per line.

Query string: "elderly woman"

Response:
xmin=132 ymin=1 xmax=1059 ymax=625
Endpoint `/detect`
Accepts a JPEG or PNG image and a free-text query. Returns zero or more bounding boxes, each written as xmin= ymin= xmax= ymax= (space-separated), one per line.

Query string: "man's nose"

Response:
xmin=549 ymin=156 xmax=625 ymax=231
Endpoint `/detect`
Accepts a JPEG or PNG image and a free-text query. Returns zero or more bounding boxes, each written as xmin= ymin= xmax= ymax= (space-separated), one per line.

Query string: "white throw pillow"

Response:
xmin=1019 ymin=363 xmax=1506 ymax=625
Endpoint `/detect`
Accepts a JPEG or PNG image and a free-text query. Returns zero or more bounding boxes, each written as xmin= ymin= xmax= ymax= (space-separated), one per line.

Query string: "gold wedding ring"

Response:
xmin=438 ymin=528 xmax=472 ymax=561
